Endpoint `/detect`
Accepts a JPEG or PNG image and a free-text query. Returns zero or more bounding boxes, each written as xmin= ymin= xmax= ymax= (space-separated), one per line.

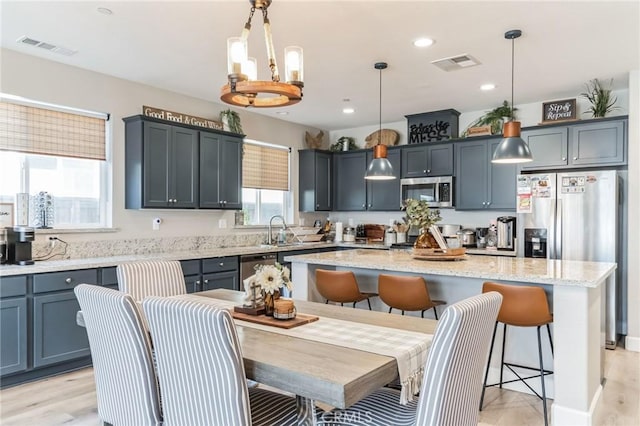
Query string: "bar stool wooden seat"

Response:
xmin=479 ymin=281 xmax=554 ymax=426
xmin=378 ymin=274 xmax=446 ymax=319
xmin=315 ymin=269 xmax=378 ymax=310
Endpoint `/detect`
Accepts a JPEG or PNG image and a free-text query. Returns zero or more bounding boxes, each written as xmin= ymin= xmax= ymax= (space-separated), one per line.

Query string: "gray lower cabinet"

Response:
xmin=298 ymin=150 xmax=332 ymax=212
xmin=1 ymin=276 xmax=28 ymax=376
xmin=521 ymin=117 xmax=627 ymax=171
xmin=455 ymin=139 xmax=516 ymax=210
xmin=333 ymin=149 xmax=401 ymax=211
xmin=199 ymin=132 xmax=243 ymax=209
xmin=32 ymin=269 xmax=98 ymax=368
xmin=181 ymin=256 xmax=239 ymax=293
xmin=33 ymin=292 xmax=90 ymax=368
xmin=401 ymin=143 xmax=454 ymax=178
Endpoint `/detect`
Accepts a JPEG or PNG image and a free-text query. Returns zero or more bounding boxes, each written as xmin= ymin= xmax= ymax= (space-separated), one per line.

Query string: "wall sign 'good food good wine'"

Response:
xmin=143 ymin=105 xmax=223 ymax=130
xmin=541 ymin=99 xmax=577 ymax=123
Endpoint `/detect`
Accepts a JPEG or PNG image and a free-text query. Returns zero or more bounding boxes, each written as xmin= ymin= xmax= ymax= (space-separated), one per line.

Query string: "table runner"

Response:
xmin=172 ymin=294 xmax=432 ymax=404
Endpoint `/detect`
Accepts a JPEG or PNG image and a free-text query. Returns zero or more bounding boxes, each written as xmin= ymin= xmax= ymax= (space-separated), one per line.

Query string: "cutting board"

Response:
xmin=232 ymin=311 xmax=319 ymax=329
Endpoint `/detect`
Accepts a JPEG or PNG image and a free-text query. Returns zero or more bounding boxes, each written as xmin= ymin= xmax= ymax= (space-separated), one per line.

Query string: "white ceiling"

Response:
xmin=1 ymin=1 xmax=638 ymax=131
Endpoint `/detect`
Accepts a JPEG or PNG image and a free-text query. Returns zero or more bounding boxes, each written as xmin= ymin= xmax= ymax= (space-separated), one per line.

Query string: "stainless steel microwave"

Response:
xmin=400 ymin=176 xmax=454 ymax=208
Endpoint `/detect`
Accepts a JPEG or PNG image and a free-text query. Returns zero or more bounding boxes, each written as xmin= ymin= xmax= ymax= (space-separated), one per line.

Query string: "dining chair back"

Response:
xmin=317 ymin=291 xmax=502 ymax=426
xmin=74 ymin=284 xmax=161 ymax=426
xmin=315 ymin=269 xmax=378 ymax=309
xmin=117 ymin=260 xmax=186 ymax=302
xmin=142 ymin=297 xmax=298 ymax=426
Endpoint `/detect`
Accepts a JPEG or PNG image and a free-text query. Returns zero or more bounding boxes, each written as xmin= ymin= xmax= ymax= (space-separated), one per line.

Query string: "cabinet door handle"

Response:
xmin=482 ymin=202 xmax=486 ymax=206
xmin=219 ymin=262 xmax=224 ymax=266
xmin=562 ymin=157 xmax=566 ymax=161
xmin=427 ymin=169 xmax=431 ymax=173
xmin=316 ymin=204 xmax=320 ymax=208
xmin=423 ymin=169 xmax=427 ymax=173
xmin=65 ymin=278 xmax=72 ymax=284
xmin=573 ymin=157 xmax=578 ymax=160
xmin=204 ymin=279 xmax=209 ymax=284
xmin=368 ymin=204 xmax=372 ymax=209
xmin=362 ymin=204 xmax=366 ymax=209
xmin=487 ymin=201 xmax=491 ymax=206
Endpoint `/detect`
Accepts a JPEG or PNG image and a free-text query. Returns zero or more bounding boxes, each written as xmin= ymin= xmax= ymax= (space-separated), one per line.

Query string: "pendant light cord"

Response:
xmin=379 ymin=66 xmax=382 ymax=136
xmin=511 ymin=36 xmax=515 ymax=120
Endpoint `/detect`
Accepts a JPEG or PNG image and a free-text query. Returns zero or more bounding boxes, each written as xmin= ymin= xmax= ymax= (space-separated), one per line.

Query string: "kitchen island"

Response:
xmin=284 ymin=249 xmax=616 ymax=426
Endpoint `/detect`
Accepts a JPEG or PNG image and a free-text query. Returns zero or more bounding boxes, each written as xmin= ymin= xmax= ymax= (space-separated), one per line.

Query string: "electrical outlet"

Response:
xmin=218 ymin=219 xmax=227 ymax=229
xmin=49 ymin=236 xmax=58 ymax=248
xmin=153 ymin=217 xmax=162 ymax=230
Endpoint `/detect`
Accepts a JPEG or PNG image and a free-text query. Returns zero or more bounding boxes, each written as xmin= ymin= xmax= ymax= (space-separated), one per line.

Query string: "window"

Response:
xmin=241 ymin=140 xmax=290 ymax=226
xmin=0 ymin=95 xmax=110 ymax=229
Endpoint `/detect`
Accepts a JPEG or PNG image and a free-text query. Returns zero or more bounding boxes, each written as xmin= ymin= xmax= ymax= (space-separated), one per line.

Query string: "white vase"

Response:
xmin=342 ymin=140 xmax=349 ymax=151
xmin=222 ymin=116 xmax=230 ymax=132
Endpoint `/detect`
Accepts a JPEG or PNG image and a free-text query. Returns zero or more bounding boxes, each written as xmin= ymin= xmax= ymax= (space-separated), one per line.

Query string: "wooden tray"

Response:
xmin=412 ymin=247 xmax=467 ymax=261
xmin=232 ymin=311 xmax=319 ymax=329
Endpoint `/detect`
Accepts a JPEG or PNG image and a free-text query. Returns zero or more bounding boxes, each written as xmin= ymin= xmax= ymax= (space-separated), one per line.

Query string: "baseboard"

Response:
xmin=552 ymin=384 xmax=602 ymax=425
xmin=625 ymin=335 xmax=640 ymax=352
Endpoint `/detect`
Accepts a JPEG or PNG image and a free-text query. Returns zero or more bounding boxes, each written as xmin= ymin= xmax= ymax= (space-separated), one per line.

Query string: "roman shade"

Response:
xmin=0 ymin=100 xmax=107 ymax=161
xmin=242 ymin=141 xmax=289 ymax=191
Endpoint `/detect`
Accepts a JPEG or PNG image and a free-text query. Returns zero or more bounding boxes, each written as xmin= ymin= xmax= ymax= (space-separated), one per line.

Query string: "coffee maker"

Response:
xmin=496 ymin=216 xmax=517 ymax=251
xmin=6 ymin=226 xmax=35 ymax=265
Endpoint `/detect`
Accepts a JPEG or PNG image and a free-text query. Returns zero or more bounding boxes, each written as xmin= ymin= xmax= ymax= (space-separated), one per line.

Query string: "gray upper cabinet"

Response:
xmin=521 ymin=117 xmax=627 ymax=171
xmin=401 ymin=143 xmax=454 ymax=178
xmin=570 ymin=120 xmax=626 ymax=166
xmin=366 ymin=149 xmax=401 ymax=211
xmin=200 ymin=132 xmax=243 ymax=209
xmin=455 ymin=139 xmax=516 ymax=210
xmin=125 ymin=116 xmax=198 ymax=209
xmin=333 ymin=149 xmax=401 ymax=211
xmin=298 ymin=150 xmax=332 ymax=212
xmin=334 ymin=151 xmax=367 ymax=211
xmin=520 ymin=127 xmax=569 ymax=170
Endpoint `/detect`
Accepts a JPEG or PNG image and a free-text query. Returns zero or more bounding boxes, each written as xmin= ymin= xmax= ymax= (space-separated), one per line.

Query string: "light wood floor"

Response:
xmin=0 ymin=348 xmax=638 ymax=425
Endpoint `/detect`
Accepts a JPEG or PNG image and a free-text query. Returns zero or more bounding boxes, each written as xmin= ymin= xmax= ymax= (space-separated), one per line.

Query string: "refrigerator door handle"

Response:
xmin=549 ymin=198 xmax=556 ymax=259
xmin=556 ymin=198 xmax=562 ymax=259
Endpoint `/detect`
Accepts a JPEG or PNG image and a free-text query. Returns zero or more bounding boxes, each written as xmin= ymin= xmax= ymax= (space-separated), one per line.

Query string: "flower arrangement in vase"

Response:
xmin=254 ymin=262 xmax=292 ymax=316
xmin=402 ymin=198 xmax=442 ymax=249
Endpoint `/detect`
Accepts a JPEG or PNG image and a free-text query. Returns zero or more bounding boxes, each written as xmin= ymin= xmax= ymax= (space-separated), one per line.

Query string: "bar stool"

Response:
xmin=479 ymin=281 xmax=554 ymax=426
xmin=315 ymin=269 xmax=377 ymax=310
xmin=378 ymin=274 xmax=445 ymax=319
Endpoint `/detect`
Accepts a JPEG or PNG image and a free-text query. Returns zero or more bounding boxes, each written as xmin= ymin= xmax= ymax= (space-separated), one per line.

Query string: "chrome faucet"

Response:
xmin=268 ymin=215 xmax=287 ymax=245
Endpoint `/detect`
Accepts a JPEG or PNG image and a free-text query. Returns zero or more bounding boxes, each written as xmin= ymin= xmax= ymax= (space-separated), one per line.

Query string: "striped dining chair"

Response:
xmin=317 ymin=292 xmax=503 ymax=426
xmin=74 ymin=284 xmax=162 ymax=426
xmin=116 ymin=260 xmax=186 ymax=302
xmin=142 ymin=297 xmax=299 ymax=426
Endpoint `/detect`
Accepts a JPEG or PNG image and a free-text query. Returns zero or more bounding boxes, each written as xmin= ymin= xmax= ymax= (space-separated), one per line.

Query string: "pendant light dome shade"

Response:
xmin=365 ymin=62 xmax=395 ymax=180
xmin=492 ymin=121 xmax=533 ymax=163
xmin=492 ymin=29 xmax=533 ymax=164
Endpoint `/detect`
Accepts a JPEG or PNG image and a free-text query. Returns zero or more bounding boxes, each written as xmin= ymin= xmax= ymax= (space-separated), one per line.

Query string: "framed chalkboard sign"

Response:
xmin=541 ymin=99 xmax=577 ymax=123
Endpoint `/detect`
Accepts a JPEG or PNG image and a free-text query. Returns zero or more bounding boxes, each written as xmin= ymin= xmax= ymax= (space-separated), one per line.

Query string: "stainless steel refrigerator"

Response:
xmin=516 ymin=170 xmax=620 ymax=349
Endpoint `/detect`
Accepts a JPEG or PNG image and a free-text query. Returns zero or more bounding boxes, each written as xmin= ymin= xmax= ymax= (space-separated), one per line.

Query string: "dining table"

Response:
xmin=185 ymin=289 xmax=436 ymax=425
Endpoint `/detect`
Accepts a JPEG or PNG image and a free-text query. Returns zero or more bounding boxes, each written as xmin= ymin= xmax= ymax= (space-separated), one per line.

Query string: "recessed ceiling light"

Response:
xmin=342 ymin=107 xmax=355 ymax=114
xmin=413 ymin=38 xmax=434 ymax=48
xmin=97 ymin=7 xmax=113 ymax=15
xmin=480 ymin=83 xmax=496 ymax=91
xmin=276 ymin=111 xmax=289 ymax=115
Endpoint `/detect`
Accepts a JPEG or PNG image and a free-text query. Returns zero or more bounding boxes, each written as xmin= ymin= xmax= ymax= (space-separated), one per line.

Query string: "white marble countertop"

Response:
xmin=284 ymin=249 xmax=616 ymax=288
xmin=0 ymin=242 xmax=341 ymax=277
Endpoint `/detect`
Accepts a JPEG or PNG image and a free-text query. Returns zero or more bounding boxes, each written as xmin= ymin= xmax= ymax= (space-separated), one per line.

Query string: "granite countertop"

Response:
xmin=283 ymin=249 xmax=616 ymax=288
xmin=0 ymin=242 xmax=341 ymax=277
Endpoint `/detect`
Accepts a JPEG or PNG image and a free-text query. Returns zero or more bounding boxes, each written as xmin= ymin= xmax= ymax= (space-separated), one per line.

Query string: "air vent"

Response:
xmin=431 ymin=54 xmax=480 ymax=72
xmin=16 ymin=36 xmax=77 ymax=56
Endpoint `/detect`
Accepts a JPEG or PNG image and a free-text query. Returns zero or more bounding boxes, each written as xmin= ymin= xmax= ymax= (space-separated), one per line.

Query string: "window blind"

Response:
xmin=242 ymin=142 xmax=289 ymax=191
xmin=0 ymin=101 xmax=106 ymax=160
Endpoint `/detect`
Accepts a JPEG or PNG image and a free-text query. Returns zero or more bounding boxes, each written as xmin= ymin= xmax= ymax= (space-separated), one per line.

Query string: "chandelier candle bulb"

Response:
xmin=227 ymin=37 xmax=247 ymax=75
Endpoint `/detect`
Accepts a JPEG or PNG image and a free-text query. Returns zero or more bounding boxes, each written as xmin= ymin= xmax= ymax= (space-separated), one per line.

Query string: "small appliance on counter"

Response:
xmin=6 ymin=226 xmax=35 ymax=265
xmin=475 ymin=227 xmax=489 ymax=248
xmin=497 ymin=216 xmax=517 ymax=251
xmin=0 ymin=228 xmax=7 ymax=265
xmin=456 ymin=228 xmax=476 ymax=248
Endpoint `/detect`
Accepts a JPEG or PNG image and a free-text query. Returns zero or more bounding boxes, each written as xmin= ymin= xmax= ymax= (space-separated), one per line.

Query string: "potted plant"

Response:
xmin=462 ymin=101 xmax=516 ymax=136
xmin=330 ymin=136 xmax=358 ymax=151
xmin=581 ymin=78 xmax=618 ymax=118
xmin=402 ymin=199 xmax=442 ymax=248
xmin=219 ymin=109 xmax=243 ymax=134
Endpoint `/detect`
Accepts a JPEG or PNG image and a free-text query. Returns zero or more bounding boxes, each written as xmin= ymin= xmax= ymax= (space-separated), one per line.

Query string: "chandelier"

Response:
xmin=220 ymin=0 xmax=303 ymax=108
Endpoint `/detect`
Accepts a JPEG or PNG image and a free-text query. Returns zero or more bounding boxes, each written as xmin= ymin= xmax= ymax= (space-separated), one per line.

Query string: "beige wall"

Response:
xmin=0 ymin=48 xmax=324 ymax=241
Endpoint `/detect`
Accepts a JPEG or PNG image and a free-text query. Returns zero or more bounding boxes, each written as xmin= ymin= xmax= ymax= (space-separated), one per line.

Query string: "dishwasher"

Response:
xmin=240 ymin=253 xmax=277 ymax=283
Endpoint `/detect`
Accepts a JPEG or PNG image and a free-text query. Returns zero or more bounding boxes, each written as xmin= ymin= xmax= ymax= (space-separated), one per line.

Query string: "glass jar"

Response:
xmin=344 ymin=227 xmax=356 ymax=242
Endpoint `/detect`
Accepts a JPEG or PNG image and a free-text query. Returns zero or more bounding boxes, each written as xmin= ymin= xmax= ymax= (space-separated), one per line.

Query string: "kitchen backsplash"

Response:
xmin=31 ymin=233 xmax=266 ymax=261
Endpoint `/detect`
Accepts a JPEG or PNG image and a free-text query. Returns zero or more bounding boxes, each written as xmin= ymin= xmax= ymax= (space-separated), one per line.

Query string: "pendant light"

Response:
xmin=365 ymin=62 xmax=395 ymax=180
xmin=492 ymin=29 xmax=533 ymax=164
